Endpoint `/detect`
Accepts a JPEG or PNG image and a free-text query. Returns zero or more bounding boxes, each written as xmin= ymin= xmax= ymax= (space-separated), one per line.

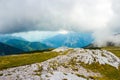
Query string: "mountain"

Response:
xmin=0 ymin=35 xmax=50 ymax=52
xmin=1 ymin=39 xmax=50 ymax=52
xmin=42 ymin=32 xmax=93 ymax=48
xmin=3 ymin=39 xmax=31 ymax=51
xmin=28 ymin=42 xmax=50 ymax=50
xmin=0 ymin=42 xmax=24 ymax=56
xmin=0 ymin=32 xmax=93 ymax=55
xmin=0 ymin=47 xmax=119 ymax=80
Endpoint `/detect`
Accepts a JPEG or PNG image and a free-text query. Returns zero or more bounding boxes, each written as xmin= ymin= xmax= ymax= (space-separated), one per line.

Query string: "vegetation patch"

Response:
xmin=102 ymin=47 xmax=120 ymax=57
xmin=79 ymin=62 xmax=120 ymax=80
xmin=0 ymin=51 xmax=59 ymax=70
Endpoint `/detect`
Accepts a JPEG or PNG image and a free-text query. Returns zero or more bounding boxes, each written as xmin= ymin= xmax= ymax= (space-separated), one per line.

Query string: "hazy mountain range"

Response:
xmin=0 ymin=32 xmax=93 ymax=55
xmin=42 ymin=32 xmax=93 ymax=48
xmin=0 ymin=38 xmax=50 ymax=56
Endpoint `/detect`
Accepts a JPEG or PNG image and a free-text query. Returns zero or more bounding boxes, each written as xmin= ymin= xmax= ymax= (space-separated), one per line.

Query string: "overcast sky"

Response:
xmin=0 ymin=0 xmax=119 ymax=33
xmin=0 ymin=0 xmax=120 ymax=46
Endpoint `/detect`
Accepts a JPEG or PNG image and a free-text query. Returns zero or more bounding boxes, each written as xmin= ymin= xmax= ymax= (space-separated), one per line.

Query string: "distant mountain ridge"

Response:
xmin=0 ymin=32 xmax=94 ymax=55
xmin=42 ymin=32 xmax=93 ymax=48
xmin=0 ymin=42 xmax=24 ymax=55
xmin=0 ymin=35 xmax=51 ymax=55
xmin=0 ymin=39 xmax=50 ymax=52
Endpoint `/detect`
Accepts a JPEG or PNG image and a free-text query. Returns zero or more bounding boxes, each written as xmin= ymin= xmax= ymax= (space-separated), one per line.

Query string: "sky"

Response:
xmin=0 ymin=0 xmax=120 ymax=46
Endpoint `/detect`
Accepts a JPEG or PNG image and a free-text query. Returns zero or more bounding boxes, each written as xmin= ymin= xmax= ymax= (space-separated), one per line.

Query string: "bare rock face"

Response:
xmin=0 ymin=48 xmax=120 ymax=80
xmin=69 ymin=48 xmax=120 ymax=69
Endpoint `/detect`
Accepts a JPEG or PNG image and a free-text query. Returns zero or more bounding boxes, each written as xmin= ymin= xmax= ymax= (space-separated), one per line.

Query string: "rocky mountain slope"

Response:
xmin=0 ymin=47 xmax=120 ymax=80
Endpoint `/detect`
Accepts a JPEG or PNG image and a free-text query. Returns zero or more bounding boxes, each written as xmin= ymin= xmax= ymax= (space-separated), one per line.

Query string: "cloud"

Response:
xmin=12 ymin=31 xmax=59 ymax=42
xmin=0 ymin=0 xmax=119 ymax=46
xmin=0 ymin=0 xmax=115 ymax=33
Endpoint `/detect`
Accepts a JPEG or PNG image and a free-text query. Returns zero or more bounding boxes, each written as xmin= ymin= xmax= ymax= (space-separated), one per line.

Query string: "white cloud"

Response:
xmin=0 ymin=0 xmax=115 ymax=33
xmin=0 ymin=0 xmax=119 ymax=46
xmin=12 ymin=31 xmax=59 ymax=42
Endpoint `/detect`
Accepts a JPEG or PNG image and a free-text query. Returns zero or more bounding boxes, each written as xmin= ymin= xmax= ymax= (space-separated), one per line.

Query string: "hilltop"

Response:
xmin=0 ymin=47 xmax=120 ymax=80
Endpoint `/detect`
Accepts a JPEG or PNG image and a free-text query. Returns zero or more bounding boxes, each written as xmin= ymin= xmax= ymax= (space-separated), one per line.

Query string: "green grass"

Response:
xmin=80 ymin=63 xmax=120 ymax=80
xmin=102 ymin=46 xmax=120 ymax=57
xmin=0 ymin=51 xmax=59 ymax=70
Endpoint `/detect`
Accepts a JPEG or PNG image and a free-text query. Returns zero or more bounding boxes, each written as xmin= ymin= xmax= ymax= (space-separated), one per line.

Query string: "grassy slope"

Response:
xmin=0 ymin=47 xmax=120 ymax=80
xmin=80 ymin=63 xmax=120 ymax=80
xmin=0 ymin=51 xmax=59 ymax=70
xmin=102 ymin=46 xmax=120 ymax=57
